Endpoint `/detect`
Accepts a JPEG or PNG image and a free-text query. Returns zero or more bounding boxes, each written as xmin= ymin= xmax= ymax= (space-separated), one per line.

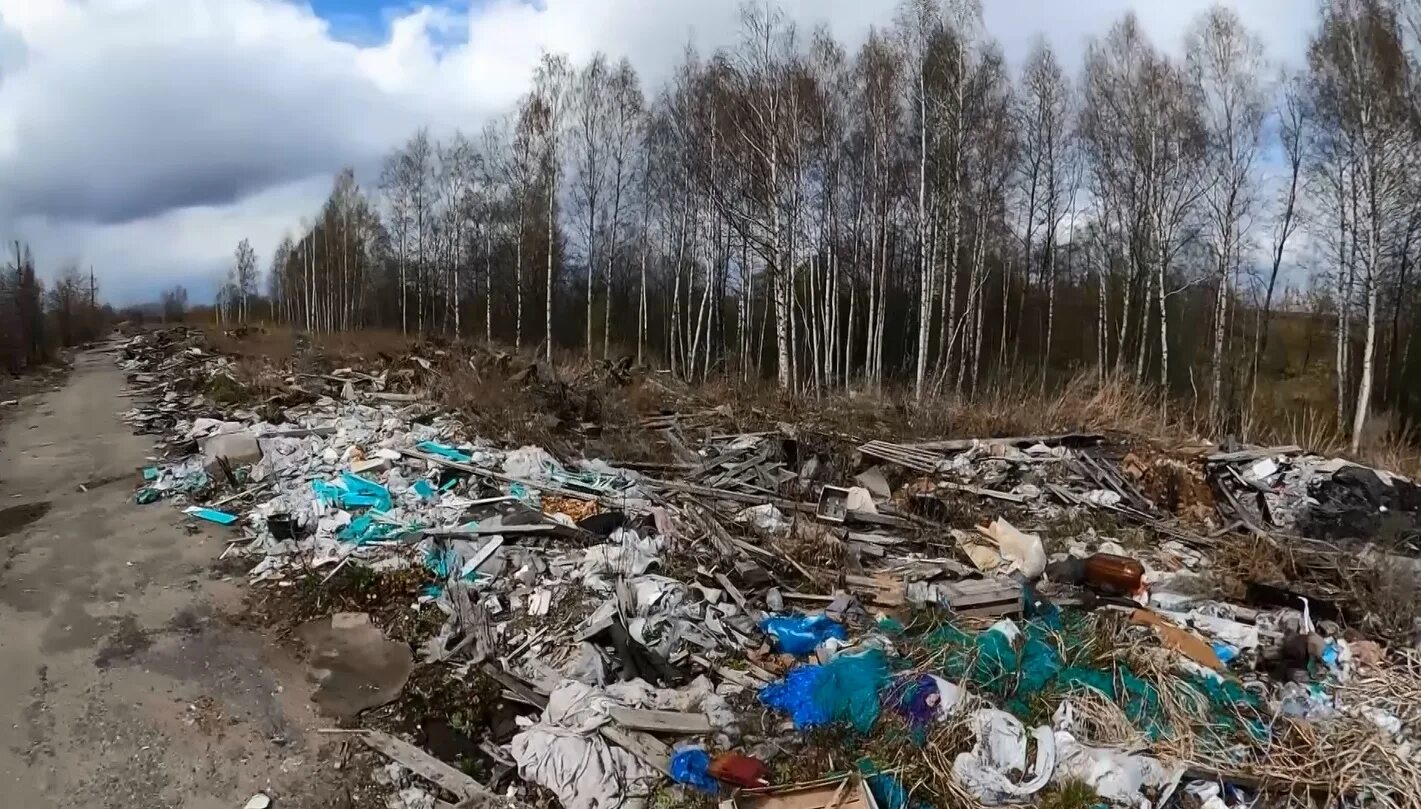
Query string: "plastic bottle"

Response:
xmin=1081 ymin=553 xmax=1144 ymax=595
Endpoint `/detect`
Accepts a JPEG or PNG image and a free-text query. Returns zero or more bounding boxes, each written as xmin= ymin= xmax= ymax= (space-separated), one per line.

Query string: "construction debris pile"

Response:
xmin=118 ymin=328 xmax=1421 ymax=809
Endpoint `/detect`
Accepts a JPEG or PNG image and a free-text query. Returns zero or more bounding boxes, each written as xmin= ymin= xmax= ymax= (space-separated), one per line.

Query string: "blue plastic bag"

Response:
xmin=762 ymin=614 xmax=847 ymax=656
xmin=669 ymin=747 xmax=719 ymax=794
xmin=760 ymin=648 xmax=890 ymax=733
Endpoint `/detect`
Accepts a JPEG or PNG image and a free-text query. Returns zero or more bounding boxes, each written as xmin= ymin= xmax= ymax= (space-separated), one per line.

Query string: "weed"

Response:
xmin=204 ymin=372 xmax=250 ymax=405
xmin=1039 ymin=778 xmax=1102 ymax=809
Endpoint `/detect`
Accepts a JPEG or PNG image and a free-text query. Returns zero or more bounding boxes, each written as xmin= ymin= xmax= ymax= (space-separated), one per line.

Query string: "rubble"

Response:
xmin=116 ymin=327 xmax=1421 ymax=809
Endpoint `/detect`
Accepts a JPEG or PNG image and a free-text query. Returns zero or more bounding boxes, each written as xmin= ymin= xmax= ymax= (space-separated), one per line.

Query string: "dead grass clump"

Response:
xmin=241 ymin=564 xmax=443 ymax=646
xmin=948 ymin=372 xmax=1175 ymax=441
xmin=1351 ymin=555 xmax=1421 ymax=642
xmin=1038 ymin=780 xmax=1102 ymax=809
xmin=780 ymin=520 xmax=848 ymax=568
xmin=1211 ymin=536 xmax=1290 ymax=599
xmin=438 ymin=363 xmax=559 ymax=445
xmin=203 ymin=371 xmax=254 ymax=405
xmin=1357 ymin=426 xmax=1421 ymax=481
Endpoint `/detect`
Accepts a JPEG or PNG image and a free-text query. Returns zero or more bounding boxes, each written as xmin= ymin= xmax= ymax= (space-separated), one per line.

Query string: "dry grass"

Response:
xmin=205 ymin=323 xmax=1421 ymax=477
xmin=204 ymin=323 xmax=419 ymax=363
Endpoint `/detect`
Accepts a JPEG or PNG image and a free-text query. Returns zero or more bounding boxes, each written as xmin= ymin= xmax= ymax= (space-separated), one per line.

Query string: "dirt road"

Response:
xmin=0 ymin=347 xmax=335 ymax=808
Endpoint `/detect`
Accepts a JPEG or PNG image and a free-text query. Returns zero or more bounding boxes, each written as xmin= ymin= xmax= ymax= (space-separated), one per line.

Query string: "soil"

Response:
xmin=0 ymin=344 xmax=362 ymax=808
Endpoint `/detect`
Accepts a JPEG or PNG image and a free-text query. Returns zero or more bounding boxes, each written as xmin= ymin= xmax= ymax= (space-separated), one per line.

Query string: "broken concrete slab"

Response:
xmin=200 ymin=429 xmax=262 ymax=465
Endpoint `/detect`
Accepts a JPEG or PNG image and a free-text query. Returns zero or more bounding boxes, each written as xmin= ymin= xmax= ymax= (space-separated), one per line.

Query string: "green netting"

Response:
xmin=913 ymin=613 xmax=1265 ymax=746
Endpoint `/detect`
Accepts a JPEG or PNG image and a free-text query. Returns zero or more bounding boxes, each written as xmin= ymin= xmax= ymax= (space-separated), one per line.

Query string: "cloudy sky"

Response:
xmin=0 ymin=0 xmax=1315 ymax=305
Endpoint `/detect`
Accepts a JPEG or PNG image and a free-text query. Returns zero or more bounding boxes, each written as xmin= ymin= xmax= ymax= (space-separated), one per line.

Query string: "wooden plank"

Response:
xmin=350 ymin=730 xmax=489 ymax=802
xmin=937 ymin=481 xmax=1028 ymax=503
xmin=480 ymin=663 xmax=549 ymax=708
xmin=684 ymin=505 xmax=737 ymax=557
xmin=599 ymin=725 xmax=672 ymax=774
xmin=715 ymin=573 xmax=749 ymax=610
xmin=941 ymin=579 xmax=1020 ymax=607
xmin=399 ymin=448 xmax=616 ymax=505
xmin=856 ymin=441 xmax=941 ymax=473
xmin=1205 ymin=445 xmax=1303 ymax=464
xmin=845 ymin=509 xmax=909 ymax=527
xmin=781 ymin=591 xmax=837 ymax=603
xmin=849 ymin=541 xmax=886 ymax=558
xmin=731 ymin=537 xmax=781 ymax=561
xmin=658 ymin=429 xmax=701 ymax=465
xmin=607 ymin=707 xmax=713 ymax=735
xmin=910 ymin=433 xmax=1105 ymax=452
xmin=846 ymin=531 xmax=907 ymax=546
xmin=647 ymin=479 xmax=816 ymax=514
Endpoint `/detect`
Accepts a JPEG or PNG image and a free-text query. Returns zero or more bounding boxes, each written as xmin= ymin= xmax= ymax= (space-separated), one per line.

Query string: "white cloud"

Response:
xmin=0 ymin=0 xmax=1316 ymax=304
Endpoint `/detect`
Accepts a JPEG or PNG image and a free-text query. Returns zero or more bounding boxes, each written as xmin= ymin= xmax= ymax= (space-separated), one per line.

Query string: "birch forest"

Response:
xmin=222 ymin=0 xmax=1421 ymax=450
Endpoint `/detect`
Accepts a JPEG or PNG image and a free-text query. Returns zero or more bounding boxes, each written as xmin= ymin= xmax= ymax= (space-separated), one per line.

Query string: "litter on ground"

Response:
xmin=118 ymin=326 xmax=1421 ymax=809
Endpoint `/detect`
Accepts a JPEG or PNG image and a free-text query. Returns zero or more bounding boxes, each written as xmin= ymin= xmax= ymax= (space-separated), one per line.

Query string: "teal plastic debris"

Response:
xmin=762 ymin=614 xmax=847 ymax=656
xmin=338 ymin=514 xmax=404 ymax=544
xmin=416 ymin=441 xmax=473 ymax=463
xmin=187 ymin=508 xmax=238 ymax=526
xmin=312 ymin=479 xmax=342 ymax=505
xmin=141 ymin=467 xmax=159 ymax=481
xmin=877 ymin=616 xmax=907 ymax=636
xmin=412 ymin=479 xmax=436 ymax=500
xmin=177 ymin=470 xmax=211 ymax=493
xmin=915 ymin=613 xmax=1264 ymax=745
xmin=340 ymin=473 xmax=392 ymax=510
xmin=858 ymin=759 xmax=917 ymax=809
xmin=135 ymin=487 xmax=161 ymax=504
xmin=927 ymin=619 xmax=1061 ymax=709
xmin=312 ymin=474 xmax=392 ymax=512
xmin=759 ymin=648 xmax=890 ymax=733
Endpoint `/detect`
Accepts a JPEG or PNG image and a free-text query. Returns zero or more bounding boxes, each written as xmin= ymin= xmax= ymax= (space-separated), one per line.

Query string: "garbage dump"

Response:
xmin=118 ymin=327 xmax=1421 ymax=809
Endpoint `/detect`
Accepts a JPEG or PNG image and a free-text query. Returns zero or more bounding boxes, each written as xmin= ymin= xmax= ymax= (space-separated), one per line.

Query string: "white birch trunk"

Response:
xmin=912 ymin=72 xmax=930 ymax=399
xmin=545 ymin=173 xmax=555 ymax=362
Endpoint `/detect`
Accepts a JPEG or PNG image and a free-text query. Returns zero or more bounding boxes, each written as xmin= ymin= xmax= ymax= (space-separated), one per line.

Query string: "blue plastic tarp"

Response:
xmin=762 ymin=614 xmax=847 ymax=656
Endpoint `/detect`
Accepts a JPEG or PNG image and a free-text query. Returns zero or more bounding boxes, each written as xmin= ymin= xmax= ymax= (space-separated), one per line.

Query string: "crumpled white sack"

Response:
xmin=953 ymin=709 xmax=1055 ymax=804
xmin=1053 ymin=729 xmax=1180 ymax=808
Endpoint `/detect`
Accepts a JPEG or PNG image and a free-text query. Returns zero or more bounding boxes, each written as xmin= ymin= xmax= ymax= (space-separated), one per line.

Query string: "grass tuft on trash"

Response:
xmin=1039 ymin=778 xmax=1102 ymax=809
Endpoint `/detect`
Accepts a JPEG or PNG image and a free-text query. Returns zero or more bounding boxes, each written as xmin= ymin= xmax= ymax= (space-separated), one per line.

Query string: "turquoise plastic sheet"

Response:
xmin=312 ymin=473 xmax=392 ymax=512
xmin=416 ymin=441 xmax=472 ymax=463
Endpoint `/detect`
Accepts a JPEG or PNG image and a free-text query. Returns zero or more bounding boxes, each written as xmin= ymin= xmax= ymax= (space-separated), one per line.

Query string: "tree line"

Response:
xmin=221 ymin=0 xmax=1421 ymax=450
xmin=2 ymin=243 xmax=111 ymax=374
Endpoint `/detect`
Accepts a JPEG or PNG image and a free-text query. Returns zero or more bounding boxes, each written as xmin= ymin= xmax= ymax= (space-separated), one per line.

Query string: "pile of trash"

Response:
xmin=117 ymin=327 xmax=1421 ymax=809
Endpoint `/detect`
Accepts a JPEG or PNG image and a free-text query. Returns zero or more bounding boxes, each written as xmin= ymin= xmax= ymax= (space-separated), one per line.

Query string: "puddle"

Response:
xmin=295 ymin=612 xmax=413 ymax=720
xmin=0 ymin=501 xmax=51 ymax=537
